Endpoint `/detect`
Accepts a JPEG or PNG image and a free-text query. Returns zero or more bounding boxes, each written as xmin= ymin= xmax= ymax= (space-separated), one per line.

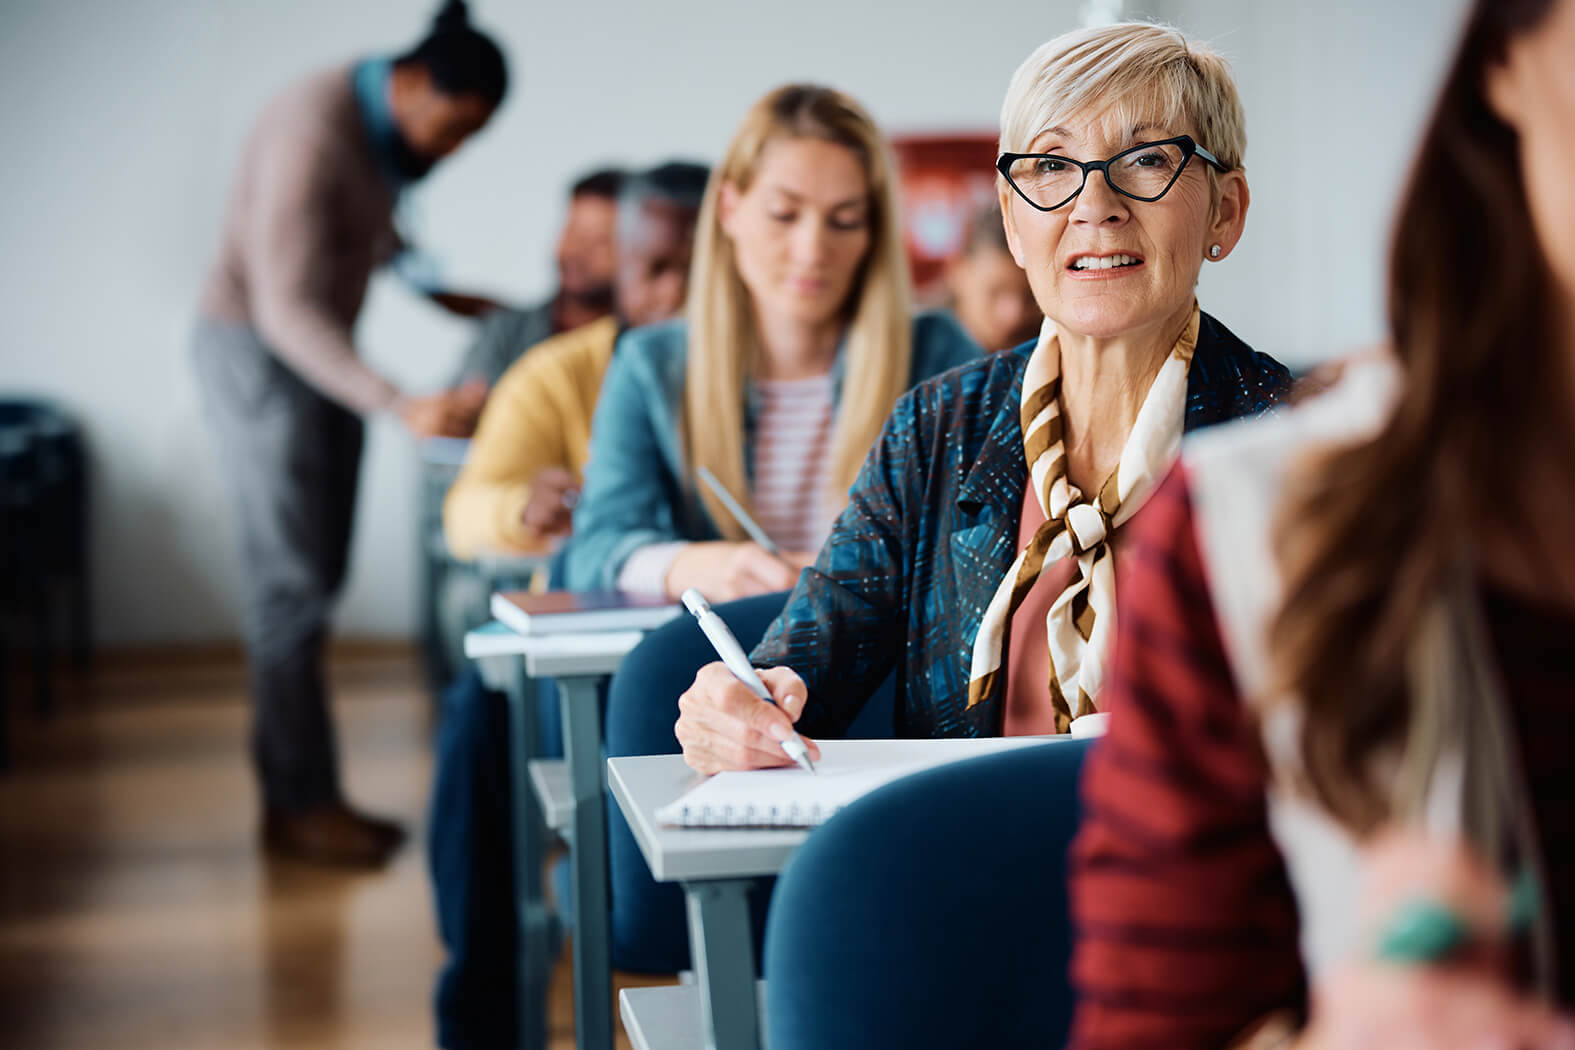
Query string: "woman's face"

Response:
xmin=1488 ymin=0 xmax=1575 ymax=312
xmin=1001 ymin=114 xmax=1247 ymax=344
xmin=950 ymin=242 xmax=1042 ymax=351
xmin=720 ymin=137 xmax=873 ymax=331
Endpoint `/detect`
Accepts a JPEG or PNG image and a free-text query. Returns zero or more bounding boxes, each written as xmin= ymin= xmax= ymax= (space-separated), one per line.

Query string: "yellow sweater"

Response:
xmin=442 ymin=316 xmax=619 ymax=558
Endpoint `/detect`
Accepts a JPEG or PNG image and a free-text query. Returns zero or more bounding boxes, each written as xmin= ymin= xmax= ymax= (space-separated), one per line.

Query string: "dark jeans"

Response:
xmin=605 ymin=592 xmax=895 ymax=974
xmin=427 ymin=667 xmax=566 ymax=1050
xmin=764 ymin=739 xmax=1092 ymax=1050
xmin=193 ymin=319 xmax=362 ymax=812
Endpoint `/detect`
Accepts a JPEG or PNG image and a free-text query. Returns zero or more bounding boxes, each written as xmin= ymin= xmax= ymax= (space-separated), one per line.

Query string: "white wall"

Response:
xmin=1162 ymin=0 xmax=1471 ymax=366
xmin=0 ymin=0 xmax=1468 ymax=645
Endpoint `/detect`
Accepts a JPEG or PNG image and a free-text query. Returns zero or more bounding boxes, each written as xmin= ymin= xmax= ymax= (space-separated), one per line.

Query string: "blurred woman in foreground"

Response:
xmin=1072 ymin=1 xmax=1575 ymax=1046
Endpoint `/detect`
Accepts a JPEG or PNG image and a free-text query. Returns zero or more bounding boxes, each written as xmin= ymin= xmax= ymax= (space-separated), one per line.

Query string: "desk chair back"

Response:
xmin=765 ymin=738 xmax=1093 ymax=1049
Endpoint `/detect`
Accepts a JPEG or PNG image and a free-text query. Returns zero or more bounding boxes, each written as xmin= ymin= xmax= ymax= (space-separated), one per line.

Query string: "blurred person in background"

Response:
xmin=447 ymin=167 xmax=626 ymax=392
xmin=428 ymin=160 xmax=709 ymax=1050
xmin=441 ymin=163 xmax=707 ymax=557
xmin=563 ymin=84 xmax=979 ymax=603
xmin=945 ymin=202 xmax=1042 ymax=351
xmin=1071 ymin=0 xmax=1575 ymax=1046
xmin=192 ymin=0 xmax=506 ymax=867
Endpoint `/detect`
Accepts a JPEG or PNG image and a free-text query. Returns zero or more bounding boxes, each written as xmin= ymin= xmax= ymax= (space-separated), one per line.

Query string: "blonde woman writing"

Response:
xmin=562 ymin=84 xmax=978 ymax=600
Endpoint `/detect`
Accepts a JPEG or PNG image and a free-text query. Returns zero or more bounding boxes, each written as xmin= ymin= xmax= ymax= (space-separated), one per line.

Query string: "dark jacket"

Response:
xmin=752 ymin=311 xmax=1293 ymax=738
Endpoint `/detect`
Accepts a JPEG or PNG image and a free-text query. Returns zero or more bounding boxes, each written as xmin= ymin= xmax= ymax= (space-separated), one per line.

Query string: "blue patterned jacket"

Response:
xmin=751 ymin=311 xmax=1292 ymax=739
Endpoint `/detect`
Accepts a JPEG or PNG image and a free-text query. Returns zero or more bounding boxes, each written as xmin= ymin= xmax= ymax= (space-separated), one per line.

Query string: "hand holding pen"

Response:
xmin=675 ymin=588 xmax=821 ymax=776
xmin=657 ymin=467 xmax=815 ymax=602
xmin=663 ymin=542 xmax=813 ymax=603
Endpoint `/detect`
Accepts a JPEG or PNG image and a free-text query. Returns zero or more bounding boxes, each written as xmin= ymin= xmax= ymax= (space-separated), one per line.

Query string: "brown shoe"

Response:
xmin=262 ymin=803 xmax=407 ymax=868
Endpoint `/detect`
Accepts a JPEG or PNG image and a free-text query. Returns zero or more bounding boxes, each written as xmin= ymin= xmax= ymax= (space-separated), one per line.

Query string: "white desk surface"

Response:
xmin=619 ymin=982 xmax=768 ymax=1050
xmin=608 ymin=755 xmax=809 ymax=883
xmin=474 ymin=551 xmax=555 ymax=577
xmin=527 ymin=759 xmax=572 ymax=834
xmin=420 ymin=435 xmax=472 ymax=467
xmin=608 ymin=738 xmax=1071 ymax=884
xmin=463 ymin=621 xmax=644 ymax=677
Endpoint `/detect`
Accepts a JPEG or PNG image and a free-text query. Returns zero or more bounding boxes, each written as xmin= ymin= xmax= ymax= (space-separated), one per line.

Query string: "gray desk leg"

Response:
xmin=559 ymin=676 xmax=613 ymax=1050
xmin=505 ymin=659 xmax=551 ymax=1050
xmin=684 ymin=879 xmax=762 ymax=1050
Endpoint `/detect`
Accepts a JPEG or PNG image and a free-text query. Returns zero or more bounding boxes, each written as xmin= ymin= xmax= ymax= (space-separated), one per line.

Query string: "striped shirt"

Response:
xmin=614 ymin=372 xmax=840 ymax=595
xmin=750 ymin=373 xmax=838 ymax=554
xmin=1068 ymin=470 xmax=1575 ymax=1048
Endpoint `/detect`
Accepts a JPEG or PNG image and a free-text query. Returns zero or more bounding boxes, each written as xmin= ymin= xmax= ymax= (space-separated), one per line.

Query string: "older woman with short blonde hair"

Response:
xmin=723 ymin=23 xmax=1299 ymax=1049
xmin=675 ymin=21 xmax=1292 ymax=772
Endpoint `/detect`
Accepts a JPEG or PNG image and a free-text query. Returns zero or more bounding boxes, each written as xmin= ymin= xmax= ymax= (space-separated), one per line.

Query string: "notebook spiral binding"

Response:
xmin=675 ymin=801 xmax=838 ymax=827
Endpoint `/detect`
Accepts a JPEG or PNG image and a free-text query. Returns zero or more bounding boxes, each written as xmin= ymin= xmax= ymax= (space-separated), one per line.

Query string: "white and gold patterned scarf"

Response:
xmin=966 ymin=306 xmax=1199 ymax=730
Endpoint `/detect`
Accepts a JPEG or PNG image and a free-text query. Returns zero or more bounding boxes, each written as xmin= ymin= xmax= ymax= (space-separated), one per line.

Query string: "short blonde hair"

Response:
xmin=1000 ymin=22 xmax=1246 ymax=174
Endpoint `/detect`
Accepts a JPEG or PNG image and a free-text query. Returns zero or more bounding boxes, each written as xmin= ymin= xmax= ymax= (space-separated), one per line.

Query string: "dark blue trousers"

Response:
xmin=604 ymin=592 xmax=894 ymax=974
xmin=427 ymin=667 xmax=565 ymax=1049
xmin=764 ymin=739 xmax=1092 ymax=1050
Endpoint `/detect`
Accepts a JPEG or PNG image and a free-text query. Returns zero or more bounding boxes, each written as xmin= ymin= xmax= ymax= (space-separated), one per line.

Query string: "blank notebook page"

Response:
xmin=655 ymin=737 xmax=1056 ymax=828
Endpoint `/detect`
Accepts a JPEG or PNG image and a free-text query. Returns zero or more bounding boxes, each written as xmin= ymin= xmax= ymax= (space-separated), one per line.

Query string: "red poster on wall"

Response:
xmin=891 ymin=133 xmax=1000 ymax=298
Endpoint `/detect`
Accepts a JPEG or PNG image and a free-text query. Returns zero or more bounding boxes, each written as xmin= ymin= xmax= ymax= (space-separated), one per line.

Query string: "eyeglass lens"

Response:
xmin=1007 ymin=141 xmax=1189 ymax=209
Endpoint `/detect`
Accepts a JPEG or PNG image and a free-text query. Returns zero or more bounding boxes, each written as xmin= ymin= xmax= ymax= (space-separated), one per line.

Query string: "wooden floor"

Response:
xmin=0 ymin=646 xmax=669 ymax=1049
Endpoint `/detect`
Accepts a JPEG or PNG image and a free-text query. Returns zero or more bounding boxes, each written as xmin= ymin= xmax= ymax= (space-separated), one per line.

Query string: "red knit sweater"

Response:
xmin=1068 ymin=470 xmax=1575 ymax=1048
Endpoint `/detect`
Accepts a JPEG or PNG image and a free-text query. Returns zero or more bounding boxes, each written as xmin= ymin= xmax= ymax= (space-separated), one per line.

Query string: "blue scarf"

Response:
xmin=351 ymin=57 xmax=433 ymax=193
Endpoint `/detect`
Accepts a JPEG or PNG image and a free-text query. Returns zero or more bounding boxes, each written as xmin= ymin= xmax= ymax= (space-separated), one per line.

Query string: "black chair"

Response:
xmin=0 ymin=399 xmax=92 ymax=771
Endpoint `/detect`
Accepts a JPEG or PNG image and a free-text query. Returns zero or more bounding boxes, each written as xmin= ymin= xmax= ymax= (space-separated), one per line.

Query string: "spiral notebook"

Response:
xmin=654 ymin=737 xmax=1055 ymax=828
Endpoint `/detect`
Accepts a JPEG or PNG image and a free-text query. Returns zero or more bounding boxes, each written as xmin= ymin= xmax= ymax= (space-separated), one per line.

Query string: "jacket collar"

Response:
xmin=948 ymin=347 xmax=1034 ymax=727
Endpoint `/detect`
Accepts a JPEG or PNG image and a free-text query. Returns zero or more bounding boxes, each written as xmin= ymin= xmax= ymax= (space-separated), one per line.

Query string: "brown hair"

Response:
xmin=1268 ymin=0 xmax=1561 ymax=833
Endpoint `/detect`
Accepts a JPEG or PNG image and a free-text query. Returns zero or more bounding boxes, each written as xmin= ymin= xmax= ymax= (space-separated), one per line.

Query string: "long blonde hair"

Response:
xmin=682 ymin=83 xmax=913 ymax=540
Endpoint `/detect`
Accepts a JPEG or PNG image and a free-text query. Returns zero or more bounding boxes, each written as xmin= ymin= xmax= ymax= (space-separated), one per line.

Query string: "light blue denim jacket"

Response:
xmin=562 ymin=311 xmax=981 ymax=591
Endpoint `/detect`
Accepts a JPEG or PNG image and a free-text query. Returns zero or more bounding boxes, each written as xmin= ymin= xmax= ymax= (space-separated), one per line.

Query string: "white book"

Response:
xmin=655 ymin=737 xmax=1062 ymax=828
xmin=490 ymin=590 xmax=680 ymax=636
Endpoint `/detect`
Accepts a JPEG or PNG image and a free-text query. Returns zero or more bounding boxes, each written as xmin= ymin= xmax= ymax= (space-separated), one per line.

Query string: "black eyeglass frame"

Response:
xmin=996 ymin=135 xmax=1230 ymax=212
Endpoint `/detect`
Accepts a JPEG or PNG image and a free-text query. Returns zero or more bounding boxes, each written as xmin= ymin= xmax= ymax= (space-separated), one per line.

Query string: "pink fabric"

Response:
xmin=750 ymin=374 xmax=837 ymax=555
xmin=1001 ymin=485 xmax=1075 ymax=736
xmin=1001 ymin=482 xmax=1131 ymax=735
xmin=199 ymin=65 xmax=401 ymax=414
xmin=616 ymin=541 xmax=687 ymax=598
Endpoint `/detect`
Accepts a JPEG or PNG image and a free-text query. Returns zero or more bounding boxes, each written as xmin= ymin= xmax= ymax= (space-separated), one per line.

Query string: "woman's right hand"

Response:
xmin=675 ymin=663 xmax=822 ymax=774
xmin=664 ymin=541 xmax=813 ymax=602
xmin=520 ymin=467 xmax=579 ymax=537
xmin=1294 ymin=832 xmax=1575 ymax=1050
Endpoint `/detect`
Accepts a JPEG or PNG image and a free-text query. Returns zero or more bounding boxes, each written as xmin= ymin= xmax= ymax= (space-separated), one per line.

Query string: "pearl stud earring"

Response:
xmin=1209 ymin=244 xmax=1222 ymax=259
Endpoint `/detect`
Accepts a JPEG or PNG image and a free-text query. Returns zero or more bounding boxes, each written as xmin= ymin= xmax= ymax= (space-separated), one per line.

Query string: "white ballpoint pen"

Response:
xmin=680 ymin=588 xmax=817 ymax=774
